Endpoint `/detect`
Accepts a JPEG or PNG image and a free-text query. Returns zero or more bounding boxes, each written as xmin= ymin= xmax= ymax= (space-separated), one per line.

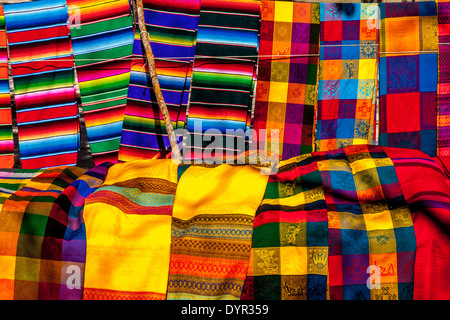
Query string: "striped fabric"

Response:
xmin=182 ymin=0 xmax=260 ymax=161
xmin=0 ymin=6 xmax=13 ymax=168
xmin=4 ymin=0 xmax=80 ymax=169
xmin=67 ymin=0 xmax=134 ymax=165
xmin=0 ymin=168 xmax=44 ymax=211
xmin=252 ymin=1 xmax=320 ymax=161
xmin=0 ymin=166 xmax=86 ymax=300
xmin=378 ymin=1 xmax=438 ymax=157
xmin=242 ymin=154 xmax=328 ymax=300
xmin=119 ymin=0 xmax=200 ymax=162
xmin=314 ymin=3 xmax=378 ymax=153
xmin=438 ymin=1 xmax=450 ymax=156
xmin=167 ymin=163 xmax=268 ymax=300
xmin=83 ymin=160 xmax=178 ymax=300
xmin=315 ymin=145 xmax=416 ymax=300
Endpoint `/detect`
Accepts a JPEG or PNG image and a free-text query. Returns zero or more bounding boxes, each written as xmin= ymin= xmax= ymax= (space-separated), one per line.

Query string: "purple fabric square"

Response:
xmin=289 ymin=62 xmax=308 ymax=83
xmin=328 ymin=228 xmax=342 ymax=255
xmin=384 ymin=2 xmax=418 ymax=18
xmin=342 ymin=20 xmax=360 ymax=41
xmin=420 ymin=92 xmax=438 ymax=130
xmin=292 ymin=22 xmax=310 ymax=43
xmin=338 ymin=99 xmax=357 ymax=119
xmin=388 ymin=131 xmax=420 ymax=150
xmin=342 ymin=254 xmax=370 ymax=285
xmin=387 ymin=55 xmax=420 ymax=94
xmin=285 ymin=103 xmax=304 ymax=124
xmin=320 ymin=119 xmax=338 ymax=139
xmin=323 ymin=46 xmax=342 ymax=60
xmin=282 ymin=143 xmax=302 ymax=160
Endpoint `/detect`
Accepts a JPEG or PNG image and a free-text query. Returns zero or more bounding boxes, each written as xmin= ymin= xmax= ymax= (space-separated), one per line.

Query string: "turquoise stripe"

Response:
xmin=98 ymin=185 xmax=175 ymax=207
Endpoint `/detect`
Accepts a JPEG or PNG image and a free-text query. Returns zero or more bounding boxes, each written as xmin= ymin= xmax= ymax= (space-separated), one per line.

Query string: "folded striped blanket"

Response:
xmin=68 ymin=0 xmax=134 ymax=165
xmin=0 ymin=6 xmax=13 ymax=168
xmin=83 ymin=159 xmax=178 ymax=300
xmin=182 ymin=0 xmax=260 ymax=161
xmin=119 ymin=0 xmax=200 ymax=162
xmin=4 ymin=0 xmax=80 ymax=169
xmin=0 ymin=168 xmax=44 ymax=211
xmin=167 ymin=163 xmax=269 ymax=300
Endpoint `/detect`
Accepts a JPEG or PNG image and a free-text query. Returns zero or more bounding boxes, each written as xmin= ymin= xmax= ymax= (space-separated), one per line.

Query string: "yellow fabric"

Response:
xmin=172 ymin=164 xmax=269 ymax=220
xmin=83 ymin=159 xmax=178 ymax=300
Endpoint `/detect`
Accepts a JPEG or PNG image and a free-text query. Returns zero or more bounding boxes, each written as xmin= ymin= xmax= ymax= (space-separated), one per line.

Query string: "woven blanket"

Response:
xmin=252 ymin=1 xmax=320 ymax=161
xmin=314 ymin=145 xmax=416 ymax=300
xmin=0 ymin=166 xmax=87 ymax=299
xmin=4 ymin=0 xmax=80 ymax=169
xmin=182 ymin=0 xmax=260 ymax=161
xmin=387 ymin=148 xmax=450 ymax=299
xmin=438 ymin=1 xmax=450 ymax=156
xmin=242 ymin=154 xmax=328 ymax=300
xmin=378 ymin=2 xmax=438 ymax=157
xmin=167 ymin=163 xmax=268 ymax=299
xmin=314 ymin=3 xmax=378 ymax=153
xmin=83 ymin=159 xmax=178 ymax=300
xmin=0 ymin=6 xmax=13 ymax=168
xmin=0 ymin=168 xmax=44 ymax=211
xmin=68 ymin=0 xmax=134 ymax=165
xmin=119 ymin=0 xmax=200 ymax=162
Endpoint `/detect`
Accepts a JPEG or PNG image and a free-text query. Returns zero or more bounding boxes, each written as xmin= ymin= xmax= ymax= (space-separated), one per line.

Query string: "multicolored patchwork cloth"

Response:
xmin=0 ymin=165 xmax=87 ymax=299
xmin=182 ymin=0 xmax=260 ymax=161
xmin=68 ymin=0 xmax=134 ymax=165
xmin=119 ymin=0 xmax=200 ymax=162
xmin=4 ymin=0 xmax=80 ymax=169
xmin=438 ymin=1 xmax=450 ymax=156
xmin=83 ymin=159 xmax=178 ymax=300
xmin=0 ymin=6 xmax=13 ymax=168
xmin=167 ymin=163 xmax=269 ymax=299
xmin=387 ymin=147 xmax=450 ymax=300
xmin=315 ymin=3 xmax=378 ymax=153
xmin=252 ymin=1 xmax=320 ymax=161
xmin=379 ymin=1 xmax=438 ymax=157
xmin=241 ymin=154 xmax=328 ymax=300
xmin=41 ymin=163 xmax=111 ymax=300
xmin=0 ymin=168 xmax=44 ymax=211
xmin=314 ymin=145 xmax=416 ymax=300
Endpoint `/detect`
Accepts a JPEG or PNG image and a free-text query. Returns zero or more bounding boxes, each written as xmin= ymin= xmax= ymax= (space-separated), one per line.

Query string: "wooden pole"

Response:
xmin=135 ymin=0 xmax=182 ymax=161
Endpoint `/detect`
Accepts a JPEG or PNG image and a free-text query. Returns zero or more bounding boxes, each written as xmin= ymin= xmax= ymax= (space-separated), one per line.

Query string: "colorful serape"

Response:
xmin=379 ymin=2 xmax=438 ymax=157
xmin=438 ymin=1 xmax=450 ymax=156
xmin=4 ymin=0 xmax=80 ymax=169
xmin=387 ymin=147 xmax=450 ymax=300
xmin=182 ymin=0 xmax=260 ymax=161
xmin=68 ymin=0 xmax=134 ymax=165
xmin=242 ymin=154 xmax=328 ymax=300
xmin=167 ymin=163 xmax=268 ymax=300
xmin=252 ymin=1 xmax=320 ymax=160
xmin=83 ymin=159 xmax=178 ymax=300
xmin=119 ymin=0 xmax=200 ymax=162
xmin=0 ymin=6 xmax=13 ymax=168
xmin=314 ymin=3 xmax=378 ymax=153
xmin=314 ymin=145 xmax=416 ymax=300
xmin=0 ymin=166 xmax=86 ymax=300
xmin=0 ymin=168 xmax=44 ymax=211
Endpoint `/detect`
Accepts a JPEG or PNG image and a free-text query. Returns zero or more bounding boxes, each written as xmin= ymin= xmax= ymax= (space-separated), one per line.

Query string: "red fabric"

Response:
xmin=386 ymin=147 xmax=450 ymax=299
